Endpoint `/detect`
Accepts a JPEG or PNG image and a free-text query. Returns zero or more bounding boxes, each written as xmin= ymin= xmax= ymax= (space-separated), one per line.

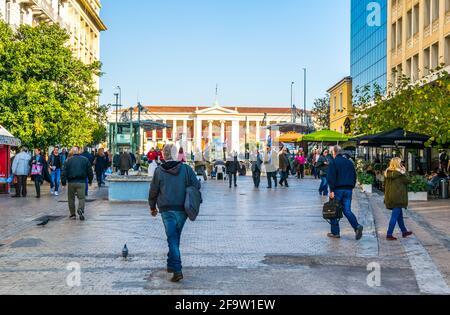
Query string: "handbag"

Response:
xmin=322 ymin=199 xmax=343 ymax=224
xmin=184 ymin=165 xmax=202 ymax=221
xmin=31 ymin=164 xmax=43 ymax=176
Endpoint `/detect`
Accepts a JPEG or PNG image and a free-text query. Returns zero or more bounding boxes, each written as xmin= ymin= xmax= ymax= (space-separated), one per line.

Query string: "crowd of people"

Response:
xmin=10 ymin=142 xmax=445 ymax=284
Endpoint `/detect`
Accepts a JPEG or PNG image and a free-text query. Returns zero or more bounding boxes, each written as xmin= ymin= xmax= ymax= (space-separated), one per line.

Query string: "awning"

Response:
xmin=0 ymin=125 xmax=21 ymax=147
xmin=277 ymin=132 xmax=303 ymax=143
xmin=352 ymin=128 xmax=430 ymax=148
xmin=302 ymin=130 xmax=350 ymax=142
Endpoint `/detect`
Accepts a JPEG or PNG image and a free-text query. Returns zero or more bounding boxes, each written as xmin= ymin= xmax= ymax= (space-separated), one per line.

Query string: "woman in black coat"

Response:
xmin=94 ymin=148 xmax=108 ymax=187
xmin=30 ymin=148 xmax=50 ymax=198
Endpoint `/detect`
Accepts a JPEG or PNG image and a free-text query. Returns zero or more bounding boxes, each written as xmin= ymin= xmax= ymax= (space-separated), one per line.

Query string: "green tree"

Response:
xmin=0 ymin=21 xmax=106 ymax=149
xmin=352 ymin=69 xmax=450 ymax=147
xmin=311 ymin=95 xmax=330 ymax=130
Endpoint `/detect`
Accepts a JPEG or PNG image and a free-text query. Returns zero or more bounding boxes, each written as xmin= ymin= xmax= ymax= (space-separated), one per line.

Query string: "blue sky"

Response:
xmin=99 ymin=0 xmax=350 ymax=109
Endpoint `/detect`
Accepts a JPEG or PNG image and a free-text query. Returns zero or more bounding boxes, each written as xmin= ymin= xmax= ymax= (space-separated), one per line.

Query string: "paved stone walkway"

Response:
xmin=0 ymin=176 xmax=448 ymax=295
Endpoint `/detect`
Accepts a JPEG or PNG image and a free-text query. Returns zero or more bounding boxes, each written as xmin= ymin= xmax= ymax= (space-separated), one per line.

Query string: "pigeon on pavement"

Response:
xmin=122 ymin=244 xmax=128 ymax=259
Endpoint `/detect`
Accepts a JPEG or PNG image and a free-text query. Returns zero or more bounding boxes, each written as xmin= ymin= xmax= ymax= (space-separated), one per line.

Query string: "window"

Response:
xmin=339 ymin=92 xmax=343 ymax=112
xmin=431 ymin=42 xmax=439 ymax=69
xmin=391 ymin=22 xmax=397 ymax=48
xmin=424 ymin=47 xmax=431 ymax=75
xmin=413 ymin=4 xmax=419 ymax=35
xmin=412 ymin=54 xmax=419 ymax=81
xmin=432 ymin=0 xmax=439 ymax=21
xmin=406 ymin=58 xmax=412 ymax=78
xmin=407 ymin=10 xmax=412 ymax=39
xmin=446 ymin=0 xmax=450 ymax=12
xmin=424 ymin=0 xmax=431 ymax=27
xmin=445 ymin=35 xmax=450 ymax=66
xmin=333 ymin=96 xmax=337 ymax=113
xmin=397 ymin=18 xmax=403 ymax=46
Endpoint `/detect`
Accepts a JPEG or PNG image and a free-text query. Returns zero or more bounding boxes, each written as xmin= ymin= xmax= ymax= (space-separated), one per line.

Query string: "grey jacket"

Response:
xmin=149 ymin=161 xmax=201 ymax=212
xmin=12 ymin=152 xmax=31 ymax=176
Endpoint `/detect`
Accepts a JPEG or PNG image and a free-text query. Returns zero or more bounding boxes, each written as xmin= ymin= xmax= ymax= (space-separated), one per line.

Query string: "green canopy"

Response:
xmin=302 ymin=130 xmax=350 ymax=142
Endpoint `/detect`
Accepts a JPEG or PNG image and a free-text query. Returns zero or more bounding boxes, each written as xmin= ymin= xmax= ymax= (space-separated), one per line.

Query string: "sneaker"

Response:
xmin=327 ymin=233 xmax=341 ymax=239
xmin=69 ymin=215 xmax=76 ymax=220
xmin=355 ymin=225 xmax=364 ymax=240
xmin=402 ymin=231 xmax=413 ymax=238
xmin=50 ymin=189 xmax=54 ymax=195
xmin=171 ymin=272 xmax=183 ymax=282
xmin=387 ymin=235 xmax=398 ymax=241
xmin=54 ymin=191 xmax=59 ymax=196
xmin=77 ymin=209 xmax=85 ymax=221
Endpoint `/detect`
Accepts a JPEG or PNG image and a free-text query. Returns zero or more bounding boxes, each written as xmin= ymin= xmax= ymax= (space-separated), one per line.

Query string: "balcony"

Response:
xmin=19 ymin=0 xmax=70 ymax=31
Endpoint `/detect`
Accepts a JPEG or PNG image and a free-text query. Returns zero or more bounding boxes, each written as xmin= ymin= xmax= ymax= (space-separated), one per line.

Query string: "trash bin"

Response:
xmin=439 ymin=179 xmax=449 ymax=199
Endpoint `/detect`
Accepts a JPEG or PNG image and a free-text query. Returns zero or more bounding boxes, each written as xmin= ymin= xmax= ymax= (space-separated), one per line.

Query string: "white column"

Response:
xmin=162 ymin=120 xmax=167 ymax=142
xmin=246 ymin=120 xmax=250 ymax=147
xmin=220 ymin=121 xmax=225 ymax=144
xmin=195 ymin=118 xmax=203 ymax=151
xmin=208 ymin=120 xmax=213 ymax=143
xmin=265 ymin=121 xmax=271 ymax=141
xmin=256 ymin=121 xmax=261 ymax=143
xmin=231 ymin=120 xmax=240 ymax=154
xmin=183 ymin=119 xmax=188 ymax=140
xmin=172 ymin=120 xmax=177 ymax=141
xmin=152 ymin=129 xmax=157 ymax=142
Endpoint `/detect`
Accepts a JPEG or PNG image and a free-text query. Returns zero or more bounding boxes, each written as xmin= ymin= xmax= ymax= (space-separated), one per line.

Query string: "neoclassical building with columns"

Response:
xmin=110 ymin=103 xmax=313 ymax=156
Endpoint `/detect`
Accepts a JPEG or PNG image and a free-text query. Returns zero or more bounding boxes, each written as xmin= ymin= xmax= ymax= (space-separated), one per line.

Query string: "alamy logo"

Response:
xmin=366 ymin=262 xmax=381 ymax=287
xmin=367 ymin=2 xmax=381 ymax=27
xmin=66 ymin=262 xmax=81 ymax=287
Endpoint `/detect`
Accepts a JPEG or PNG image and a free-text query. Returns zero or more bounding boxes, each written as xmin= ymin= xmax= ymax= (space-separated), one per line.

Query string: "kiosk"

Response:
xmin=0 ymin=126 xmax=21 ymax=194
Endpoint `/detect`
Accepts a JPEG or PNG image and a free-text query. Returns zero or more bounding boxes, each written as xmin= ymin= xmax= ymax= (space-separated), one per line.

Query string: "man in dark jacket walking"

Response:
xmin=225 ymin=153 xmax=239 ymax=188
xmin=278 ymin=147 xmax=290 ymax=187
xmin=251 ymin=150 xmax=263 ymax=188
xmin=62 ymin=147 xmax=94 ymax=221
xmin=149 ymin=144 xmax=200 ymax=283
xmin=326 ymin=145 xmax=364 ymax=240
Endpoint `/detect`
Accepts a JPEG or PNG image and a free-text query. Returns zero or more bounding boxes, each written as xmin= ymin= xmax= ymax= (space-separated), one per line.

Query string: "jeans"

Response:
xmin=319 ymin=175 xmax=328 ymax=196
xmin=252 ymin=170 xmax=261 ymax=188
xmin=228 ymin=172 xmax=237 ymax=187
xmin=34 ymin=175 xmax=42 ymax=197
xmin=387 ymin=208 xmax=408 ymax=236
xmin=161 ymin=211 xmax=188 ymax=273
xmin=14 ymin=175 xmax=28 ymax=197
xmin=68 ymin=183 xmax=86 ymax=216
xmin=266 ymin=172 xmax=277 ymax=188
xmin=330 ymin=189 xmax=360 ymax=236
xmin=280 ymin=171 xmax=289 ymax=186
xmin=297 ymin=165 xmax=305 ymax=179
xmin=51 ymin=168 xmax=61 ymax=192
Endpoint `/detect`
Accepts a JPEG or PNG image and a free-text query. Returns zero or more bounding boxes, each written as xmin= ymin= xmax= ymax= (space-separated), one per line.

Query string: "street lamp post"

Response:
xmin=303 ymin=68 xmax=307 ymax=127
xmin=112 ymin=92 xmax=122 ymax=155
xmin=291 ymin=82 xmax=295 ymax=123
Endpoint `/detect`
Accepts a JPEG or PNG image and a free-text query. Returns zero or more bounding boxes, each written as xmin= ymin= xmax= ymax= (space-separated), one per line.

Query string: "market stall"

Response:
xmin=0 ymin=125 xmax=21 ymax=194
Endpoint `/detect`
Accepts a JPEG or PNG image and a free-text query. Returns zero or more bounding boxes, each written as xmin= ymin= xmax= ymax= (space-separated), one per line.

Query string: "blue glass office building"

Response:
xmin=351 ymin=0 xmax=387 ymax=95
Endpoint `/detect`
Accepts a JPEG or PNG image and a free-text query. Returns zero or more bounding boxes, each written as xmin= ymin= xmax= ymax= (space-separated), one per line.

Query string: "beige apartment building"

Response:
xmin=0 ymin=0 xmax=106 ymax=65
xmin=388 ymin=0 xmax=450 ymax=85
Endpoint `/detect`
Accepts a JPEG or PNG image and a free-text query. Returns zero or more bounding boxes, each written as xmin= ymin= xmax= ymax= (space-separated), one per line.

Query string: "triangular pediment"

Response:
xmin=195 ymin=106 xmax=239 ymax=115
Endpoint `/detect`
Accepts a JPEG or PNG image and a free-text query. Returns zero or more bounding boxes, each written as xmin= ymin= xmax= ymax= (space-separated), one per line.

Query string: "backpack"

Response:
xmin=184 ymin=165 xmax=202 ymax=221
xmin=322 ymin=199 xmax=343 ymax=224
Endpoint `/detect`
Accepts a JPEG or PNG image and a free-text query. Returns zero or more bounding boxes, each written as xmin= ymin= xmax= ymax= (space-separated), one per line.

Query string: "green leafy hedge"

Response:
xmin=408 ymin=175 xmax=428 ymax=193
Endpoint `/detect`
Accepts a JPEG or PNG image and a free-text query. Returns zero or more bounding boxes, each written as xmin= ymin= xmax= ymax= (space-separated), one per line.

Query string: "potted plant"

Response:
xmin=408 ymin=175 xmax=428 ymax=201
xmin=358 ymin=172 xmax=375 ymax=193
